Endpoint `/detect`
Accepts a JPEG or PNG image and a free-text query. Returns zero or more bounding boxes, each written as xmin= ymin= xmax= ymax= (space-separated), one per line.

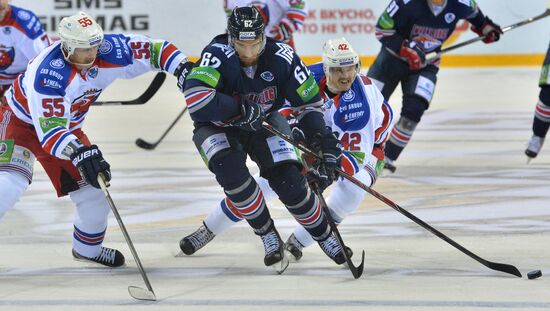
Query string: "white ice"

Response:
xmin=1 ymin=68 xmax=549 ymax=311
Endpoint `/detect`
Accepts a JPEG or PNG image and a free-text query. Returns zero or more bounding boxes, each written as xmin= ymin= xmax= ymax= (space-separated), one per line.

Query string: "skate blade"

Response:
xmin=271 ymin=255 xmax=290 ymax=274
xmin=128 ymin=286 xmax=156 ymax=301
xmin=284 ymin=249 xmax=300 ymax=263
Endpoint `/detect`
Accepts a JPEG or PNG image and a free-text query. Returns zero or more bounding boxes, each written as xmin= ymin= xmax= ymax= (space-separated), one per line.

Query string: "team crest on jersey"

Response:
xmin=0 ymin=46 xmax=15 ymax=70
xmin=260 ymin=71 xmax=274 ymax=82
xmin=50 ymin=58 xmax=65 ymax=69
xmin=3 ymin=27 xmax=10 ymax=35
xmin=445 ymin=13 xmax=456 ymax=24
xmin=342 ymin=89 xmax=355 ymax=101
xmin=17 ymin=10 xmax=31 ymax=21
xmin=87 ymin=66 xmax=98 ymax=79
xmin=99 ymin=40 xmax=113 ymax=55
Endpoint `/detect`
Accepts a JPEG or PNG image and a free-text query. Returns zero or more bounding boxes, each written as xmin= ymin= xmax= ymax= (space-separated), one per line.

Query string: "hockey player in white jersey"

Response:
xmin=0 ymin=12 xmax=192 ymax=267
xmin=0 ymin=0 xmax=50 ymax=97
xmin=179 ymin=38 xmax=393 ymax=261
xmin=224 ymin=0 xmax=307 ymax=49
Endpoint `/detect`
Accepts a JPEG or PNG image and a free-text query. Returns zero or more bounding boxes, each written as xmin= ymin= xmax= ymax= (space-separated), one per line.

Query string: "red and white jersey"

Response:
xmin=0 ymin=5 xmax=49 ymax=86
xmin=308 ymin=63 xmax=393 ymax=179
xmin=224 ymin=0 xmax=307 ymax=38
xmin=5 ymin=33 xmax=186 ymax=159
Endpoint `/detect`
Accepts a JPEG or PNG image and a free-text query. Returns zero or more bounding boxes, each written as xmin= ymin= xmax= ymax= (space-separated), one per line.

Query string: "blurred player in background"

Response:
xmin=369 ymin=0 xmax=502 ymax=173
xmin=0 ymin=12 xmax=192 ymax=267
xmin=179 ymin=38 xmax=393 ymax=262
xmin=525 ymin=43 xmax=550 ymax=161
xmin=224 ymin=0 xmax=307 ymax=49
xmin=0 ymin=0 xmax=50 ymax=98
xmin=178 ymin=7 xmax=345 ymax=273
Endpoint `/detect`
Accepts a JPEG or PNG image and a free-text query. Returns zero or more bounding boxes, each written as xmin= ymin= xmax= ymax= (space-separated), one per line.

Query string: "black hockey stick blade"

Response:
xmin=312 ymin=183 xmax=365 ymax=279
xmin=135 ymin=107 xmax=188 ymax=151
xmin=135 ymin=138 xmax=157 ymax=150
xmin=128 ymin=286 xmax=156 ymax=301
xmin=93 ymin=72 xmax=166 ymax=106
xmin=483 ymin=261 xmax=522 ymax=278
xmin=262 ymin=123 xmax=521 ymax=278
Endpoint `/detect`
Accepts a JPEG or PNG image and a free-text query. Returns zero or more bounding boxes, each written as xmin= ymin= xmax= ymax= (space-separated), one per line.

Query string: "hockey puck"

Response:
xmin=527 ymin=270 xmax=542 ymax=279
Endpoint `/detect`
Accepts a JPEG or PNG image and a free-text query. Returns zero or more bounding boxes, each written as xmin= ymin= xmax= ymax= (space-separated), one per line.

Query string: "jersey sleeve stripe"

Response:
xmin=374 ymin=101 xmax=393 ymax=144
xmin=159 ymin=43 xmax=179 ymax=70
xmin=51 ymin=131 xmax=75 ymax=157
xmin=184 ymin=87 xmax=215 ymax=112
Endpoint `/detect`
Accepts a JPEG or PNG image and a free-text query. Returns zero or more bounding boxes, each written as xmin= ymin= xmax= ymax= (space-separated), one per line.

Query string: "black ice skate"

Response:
xmin=72 ymin=247 xmax=125 ymax=267
xmin=179 ymin=222 xmax=215 ymax=255
xmin=525 ymin=135 xmax=544 ymax=162
xmin=383 ymin=157 xmax=397 ymax=174
xmin=259 ymin=226 xmax=289 ymax=274
xmin=318 ymin=233 xmax=352 ymax=265
xmin=284 ymin=233 xmax=304 ymax=261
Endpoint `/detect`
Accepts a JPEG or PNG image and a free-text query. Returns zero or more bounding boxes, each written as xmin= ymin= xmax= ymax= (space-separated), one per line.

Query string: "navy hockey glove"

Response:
xmin=229 ymin=100 xmax=265 ymax=132
xmin=174 ymin=61 xmax=195 ymax=93
xmin=399 ymin=39 xmax=427 ymax=71
xmin=306 ymin=130 xmax=342 ymax=191
xmin=71 ymin=145 xmax=111 ymax=189
xmin=471 ymin=17 xmax=502 ymax=44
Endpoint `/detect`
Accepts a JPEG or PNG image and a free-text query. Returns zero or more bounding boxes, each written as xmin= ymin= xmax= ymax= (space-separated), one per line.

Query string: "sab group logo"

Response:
xmin=342 ymin=89 xmax=355 ymax=101
xmin=99 ymin=40 xmax=113 ymax=55
xmin=50 ymin=58 xmax=65 ymax=69
xmin=22 ymin=150 xmax=31 ymax=159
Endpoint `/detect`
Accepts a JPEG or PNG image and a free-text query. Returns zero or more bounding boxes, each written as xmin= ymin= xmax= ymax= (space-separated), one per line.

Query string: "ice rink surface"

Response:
xmin=1 ymin=67 xmax=549 ymax=311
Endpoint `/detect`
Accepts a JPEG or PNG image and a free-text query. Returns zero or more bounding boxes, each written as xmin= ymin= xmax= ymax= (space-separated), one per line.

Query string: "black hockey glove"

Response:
xmin=229 ymin=100 xmax=265 ymax=132
xmin=70 ymin=145 xmax=111 ymax=189
xmin=174 ymin=61 xmax=195 ymax=93
xmin=306 ymin=130 xmax=342 ymax=192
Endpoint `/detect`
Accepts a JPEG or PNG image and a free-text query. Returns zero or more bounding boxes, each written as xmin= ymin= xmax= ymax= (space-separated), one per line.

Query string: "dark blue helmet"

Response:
xmin=227 ymin=6 xmax=265 ymax=42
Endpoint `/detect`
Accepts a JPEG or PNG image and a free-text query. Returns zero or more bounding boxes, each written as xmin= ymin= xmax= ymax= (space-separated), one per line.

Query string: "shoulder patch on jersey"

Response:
xmin=274 ymin=42 xmax=294 ymax=65
xmin=296 ymin=75 xmax=319 ymax=102
xmin=96 ymin=34 xmax=133 ymax=67
xmin=11 ymin=6 xmax=44 ymax=39
xmin=188 ymin=66 xmax=221 ymax=88
xmin=33 ymin=46 xmax=71 ymax=96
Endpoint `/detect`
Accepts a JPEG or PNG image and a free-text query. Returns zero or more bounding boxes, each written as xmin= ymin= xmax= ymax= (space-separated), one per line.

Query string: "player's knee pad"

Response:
xmin=69 ymin=185 xmax=110 ymax=232
xmin=327 ymin=172 xmax=368 ymax=222
xmin=401 ymin=95 xmax=429 ymax=122
xmin=210 ymin=150 xmax=251 ymax=190
xmin=264 ymin=163 xmax=306 ymax=205
xmin=0 ymin=171 xmax=29 ymax=219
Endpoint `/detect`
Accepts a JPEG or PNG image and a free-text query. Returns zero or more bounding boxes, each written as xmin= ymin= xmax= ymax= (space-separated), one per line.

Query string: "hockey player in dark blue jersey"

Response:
xmin=525 ymin=43 xmax=550 ymax=161
xmin=179 ymin=6 xmax=345 ymax=273
xmin=368 ymin=0 xmax=502 ymax=173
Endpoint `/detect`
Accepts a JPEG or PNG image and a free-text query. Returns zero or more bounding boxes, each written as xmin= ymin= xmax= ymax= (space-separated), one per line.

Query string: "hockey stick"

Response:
xmin=92 ymin=72 xmax=166 ymax=106
xmin=262 ymin=123 xmax=522 ymax=278
xmin=311 ymin=183 xmax=365 ymax=279
xmin=97 ymin=175 xmax=157 ymax=301
xmin=135 ymin=106 xmax=188 ymax=150
xmin=427 ymin=2 xmax=550 ymax=61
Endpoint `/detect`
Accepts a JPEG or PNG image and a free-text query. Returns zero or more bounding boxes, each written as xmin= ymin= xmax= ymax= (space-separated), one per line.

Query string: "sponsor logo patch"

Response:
xmin=50 ymin=58 xmax=65 ymax=69
xmin=260 ymin=71 xmax=274 ymax=82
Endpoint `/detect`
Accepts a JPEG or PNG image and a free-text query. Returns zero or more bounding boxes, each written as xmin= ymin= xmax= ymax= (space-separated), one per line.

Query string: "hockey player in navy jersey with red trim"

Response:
xmin=525 ymin=43 xmax=550 ymax=161
xmin=180 ymin=6 xmax=345 ymax=273
xmin=0 ymin=12 xmax=192 ymax=268
xmin=179 ymin=38 xmax=393 ymax=263
xmin=368 ymin=0 xmax=502 ymax=173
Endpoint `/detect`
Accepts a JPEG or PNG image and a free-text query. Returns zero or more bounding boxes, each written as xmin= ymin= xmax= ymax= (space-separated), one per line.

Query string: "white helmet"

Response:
xmin=58 ymin=12 xmax=103 ymax=60
xmin=322 ymin=38 xmax=360 ymax=70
